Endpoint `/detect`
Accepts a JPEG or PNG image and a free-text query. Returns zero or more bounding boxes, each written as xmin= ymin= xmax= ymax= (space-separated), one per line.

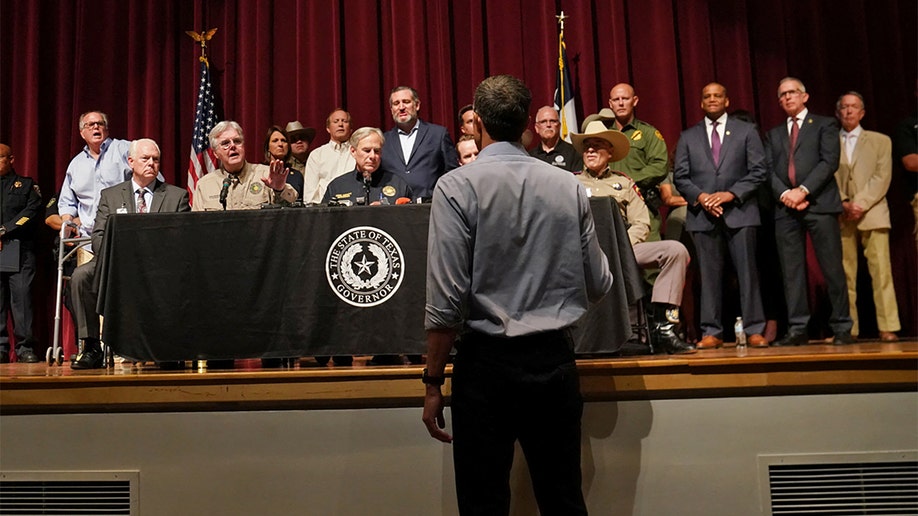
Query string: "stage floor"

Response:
xmin=2 ymin=340 xmax=915 ymax=415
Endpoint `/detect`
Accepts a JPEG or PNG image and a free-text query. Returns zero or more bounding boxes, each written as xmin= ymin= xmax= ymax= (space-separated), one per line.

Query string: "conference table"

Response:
xmin=97 ymin=198 xmax=644 ymax=362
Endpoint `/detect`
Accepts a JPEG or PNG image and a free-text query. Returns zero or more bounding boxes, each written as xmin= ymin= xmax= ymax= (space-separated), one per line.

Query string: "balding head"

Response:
xmin=608 ymin=83 xmax=639 ymax=126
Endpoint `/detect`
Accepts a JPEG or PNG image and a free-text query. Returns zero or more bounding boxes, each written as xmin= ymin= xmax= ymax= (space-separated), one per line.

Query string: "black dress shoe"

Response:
xmin=332 ymin=356 xmax=353 ymax=366
xmin=772 ymin=333 xmax=807 ymax=347
xmin=261 ymin=358 xmax=283 ymax=368
xmin=314 ymin=356 xmax=331 ymax=366
xmin=832 ymin=333 xmax=855 ymax=345
xmin=18 ymin=350 xmax=40 ymax=363
xmin=71 ymin=346 xmax=104 ymax=369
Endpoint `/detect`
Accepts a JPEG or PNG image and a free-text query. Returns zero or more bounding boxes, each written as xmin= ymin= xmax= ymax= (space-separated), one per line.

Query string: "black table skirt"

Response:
xmin=98 ymin=199 xmax=643 ymax=361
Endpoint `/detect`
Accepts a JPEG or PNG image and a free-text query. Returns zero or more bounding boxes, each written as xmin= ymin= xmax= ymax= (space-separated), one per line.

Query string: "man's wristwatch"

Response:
xmin=422 ymin=368 xmax=445 ymax=386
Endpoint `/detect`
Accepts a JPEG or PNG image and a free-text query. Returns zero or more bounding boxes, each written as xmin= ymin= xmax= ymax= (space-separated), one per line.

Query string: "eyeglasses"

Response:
xmin=537 ymin=120 xmax=560 ymax=126
xmin=778 ymin=90 xmax=803 ymax=99
xmin=82 ymin=120 xmax=107 ymax=129
xmin=217 ymin=138 xmax=244 ymax=149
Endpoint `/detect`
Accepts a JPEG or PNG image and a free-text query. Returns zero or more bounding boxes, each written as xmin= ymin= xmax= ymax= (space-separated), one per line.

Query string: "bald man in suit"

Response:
xmin=765 ymin=77 xmax=853 ymax=347
xmin=834 ymin=91 xmax=899 ymax=341
xmin=71 ymin=138 xmax=190 ymax=369
xmin=674 ymin=82 xmax=769 ymax=349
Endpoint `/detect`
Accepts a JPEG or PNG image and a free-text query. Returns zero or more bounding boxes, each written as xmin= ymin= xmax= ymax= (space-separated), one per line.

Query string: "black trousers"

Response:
xmin=0 ymin=246 xmax=36 ymax=355
xmin=451 ymin=330 xmax=587 ymax=516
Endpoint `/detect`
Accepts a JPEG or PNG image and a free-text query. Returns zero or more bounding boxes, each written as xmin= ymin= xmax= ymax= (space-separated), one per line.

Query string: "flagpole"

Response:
xmin=557 ymin=12 xmax=568 ymax=138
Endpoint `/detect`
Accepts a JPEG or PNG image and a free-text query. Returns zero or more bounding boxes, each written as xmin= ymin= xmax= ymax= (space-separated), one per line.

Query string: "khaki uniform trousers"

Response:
xmin=840 ymin=221 xmax=900 ymax=336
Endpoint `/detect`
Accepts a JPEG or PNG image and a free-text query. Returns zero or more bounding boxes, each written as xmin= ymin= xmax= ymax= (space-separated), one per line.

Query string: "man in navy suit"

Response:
xmin=71 ymin=138 xmax=191 ymax=369
xmin=380 ymin=86 xmax=459 ymax=200
xmin=764 ymin=77 xmax=853 ymax=346
xmin=674 ymin=82 xmax=769 ymax=349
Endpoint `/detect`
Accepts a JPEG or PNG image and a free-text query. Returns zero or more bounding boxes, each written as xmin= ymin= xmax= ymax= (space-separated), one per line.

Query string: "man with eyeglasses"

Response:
xmin=529 ymin=106 xmax=582 ymax=172
xmin=70 ymin=139 xmax=190 ymax=369
xmin=574 ymin=121 xmax=695 ymax=356
xmin=58 ymin=112 xmax=136 ymax=238
xmin=765 ymin=77 xmax=852 ymax=347
xmin=192 ymin=121 xmax=297 ymax=211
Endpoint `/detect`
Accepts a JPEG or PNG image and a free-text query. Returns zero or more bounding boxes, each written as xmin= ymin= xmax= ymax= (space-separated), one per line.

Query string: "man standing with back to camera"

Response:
xmin=423 ymin=75 xmax=612 ymax=515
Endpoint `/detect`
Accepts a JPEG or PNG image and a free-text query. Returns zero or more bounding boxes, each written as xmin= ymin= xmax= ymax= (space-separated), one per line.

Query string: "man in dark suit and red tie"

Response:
xmin=764 ymin=77 xmax=853 ymax=347
xmin=673 ymin=82 xmax=769 ymax=349
xmin=380 ymin=86 xmax=459 ymax=200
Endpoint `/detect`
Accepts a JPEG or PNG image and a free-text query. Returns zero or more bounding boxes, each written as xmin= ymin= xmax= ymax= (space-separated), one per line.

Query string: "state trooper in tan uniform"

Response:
xmin=573 ymin=121 xmax=694 ymax=355
xmin=192 ymin=121 xmax=297 ymax=211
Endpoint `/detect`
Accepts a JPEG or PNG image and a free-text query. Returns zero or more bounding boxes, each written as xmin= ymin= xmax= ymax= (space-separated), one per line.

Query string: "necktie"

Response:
xmin=846 ymin=133 xmax=856 ymax=163
xmin=788 ymin=117 xmax=799 ymax=185
xmin=136 ymin=189 xmax=148 ymax=213
xmin=711 ymin=120 xmax=721 ymax=166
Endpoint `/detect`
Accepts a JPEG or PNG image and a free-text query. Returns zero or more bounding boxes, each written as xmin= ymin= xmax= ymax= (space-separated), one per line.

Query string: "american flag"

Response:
xmin=186 ymin=60 xmax=219 ymax=203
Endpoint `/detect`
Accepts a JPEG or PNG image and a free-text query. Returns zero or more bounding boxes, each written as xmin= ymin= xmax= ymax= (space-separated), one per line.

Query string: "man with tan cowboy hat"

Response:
xmin=284 ymin=120 xmax=316 ymax=172
xmin=582 ymin=83 xmax=669 ymax=241
xmin=573 ymin=120 xmax=695 ymax=355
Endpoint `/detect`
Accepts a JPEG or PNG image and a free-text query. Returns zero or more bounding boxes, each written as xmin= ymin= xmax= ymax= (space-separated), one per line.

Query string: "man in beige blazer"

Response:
xmin=834 ymin=91 xmax=899 ymax=341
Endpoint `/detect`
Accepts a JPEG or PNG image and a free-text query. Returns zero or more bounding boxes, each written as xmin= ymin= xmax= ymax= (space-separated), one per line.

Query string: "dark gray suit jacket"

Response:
xmin=91 ymin=179 xmax=190 ymax=253
xmin=380 ymin=119 xmax=459 ymax=199
xmin=673 ymin=117 xmax=767 ymax=231
xmin=764 ymin=112 xmax=842 ymax=216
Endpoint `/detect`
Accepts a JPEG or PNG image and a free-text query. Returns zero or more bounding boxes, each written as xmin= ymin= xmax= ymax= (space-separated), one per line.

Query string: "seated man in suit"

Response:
xmin=380 ymin=86 xmax=459 ymax=200
xmin=673 ymin=82 xmax=769 ymax=349
xmin=71 ymin=138 xmax=191 ymax=369
xmin=573 ymin=121 xmax=695 ymax=355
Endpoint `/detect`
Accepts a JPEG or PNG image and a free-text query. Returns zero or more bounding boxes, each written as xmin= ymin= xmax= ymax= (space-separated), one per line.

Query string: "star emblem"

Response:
xmin=354 ymin=255 xmax=375 ymax=275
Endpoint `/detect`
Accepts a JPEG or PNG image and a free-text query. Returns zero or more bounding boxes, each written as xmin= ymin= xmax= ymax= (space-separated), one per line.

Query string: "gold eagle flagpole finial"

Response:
xmin=185 ymin=28 xmax=218 ymax=66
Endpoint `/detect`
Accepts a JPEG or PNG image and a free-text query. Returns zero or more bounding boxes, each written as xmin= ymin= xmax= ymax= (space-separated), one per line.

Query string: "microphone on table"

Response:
xmin=219 ymin=175 xmax=232 ymax=211
xmin=362 ymin=176 xmax=372 ymax=206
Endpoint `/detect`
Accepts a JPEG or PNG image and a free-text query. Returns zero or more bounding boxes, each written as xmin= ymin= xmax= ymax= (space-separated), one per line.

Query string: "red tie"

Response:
xmin=788 ymin=117 xmax=799 ymax=185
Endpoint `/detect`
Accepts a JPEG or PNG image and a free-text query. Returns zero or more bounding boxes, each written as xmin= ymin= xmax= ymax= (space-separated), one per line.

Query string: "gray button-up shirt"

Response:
xmin=425 ymin=141 xmax=612 ymax=337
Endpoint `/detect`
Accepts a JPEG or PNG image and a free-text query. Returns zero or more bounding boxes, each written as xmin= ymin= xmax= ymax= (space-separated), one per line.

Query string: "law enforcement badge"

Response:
xmin=613 ymin=182 xmax=623 ymax=190
xmin=250 ymin=182 xmax=263 ymax=194
xmin=326 ymin=226 xmax=405 ymax=307
xmin=632 ymin=130 xmax=643 ymax=141
xmin=554 ymin=155 xmax=565 ymax=164
xmin=14 ymin=181 xmax=22 ymax=188
xmin=382 ymin=185 xmax=396 ymax=198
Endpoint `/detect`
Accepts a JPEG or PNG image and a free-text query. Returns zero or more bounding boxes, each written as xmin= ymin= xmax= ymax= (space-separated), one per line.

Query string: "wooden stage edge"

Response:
xmin=1 ymin=341 xmax=915 ymax=415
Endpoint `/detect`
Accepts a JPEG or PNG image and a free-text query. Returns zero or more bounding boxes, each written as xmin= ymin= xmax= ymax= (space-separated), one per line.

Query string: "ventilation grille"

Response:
xmin=0 ymin=472 xmax=137 ymax=515
xmin=765 ymin=455 xmax=918 ymax=515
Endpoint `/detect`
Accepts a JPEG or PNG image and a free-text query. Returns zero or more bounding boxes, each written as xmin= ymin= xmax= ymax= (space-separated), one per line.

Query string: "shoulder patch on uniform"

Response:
xmin=32 ymin=184 xmax=41 ymax=196
xmin=654 ymin=130 xmax=665 ymax=142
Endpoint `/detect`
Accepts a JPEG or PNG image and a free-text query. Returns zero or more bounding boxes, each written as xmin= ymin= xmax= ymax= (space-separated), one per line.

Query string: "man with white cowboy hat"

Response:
xmin=573 ymin=120 xmax=695 ymax=355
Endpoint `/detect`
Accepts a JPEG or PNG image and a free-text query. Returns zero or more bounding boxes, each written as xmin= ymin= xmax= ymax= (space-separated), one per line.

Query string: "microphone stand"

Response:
xmin=219 ymin=175 xmax=233 ymax=211
xmin=362 ymin=174 xmax=372 ymax=206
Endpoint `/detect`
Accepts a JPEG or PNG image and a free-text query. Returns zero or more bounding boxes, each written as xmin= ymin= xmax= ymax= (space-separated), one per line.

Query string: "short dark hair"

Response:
xmin=389 ymin=86 xmax=420 ymax=103
xmin=457 ymin=104 xmax=473 ymax=122
xmin=473 ymin=75 xmax=531 ymax=142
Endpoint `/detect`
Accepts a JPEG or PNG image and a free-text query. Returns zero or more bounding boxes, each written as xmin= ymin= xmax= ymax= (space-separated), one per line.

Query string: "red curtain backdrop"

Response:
xmin=1 ymin=0 xmax=916 ymax=348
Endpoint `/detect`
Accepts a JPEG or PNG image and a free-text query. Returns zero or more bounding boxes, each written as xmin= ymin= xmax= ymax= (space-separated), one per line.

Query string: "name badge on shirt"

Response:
xmin=117 ymin=204 xmax=128 ymax=214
